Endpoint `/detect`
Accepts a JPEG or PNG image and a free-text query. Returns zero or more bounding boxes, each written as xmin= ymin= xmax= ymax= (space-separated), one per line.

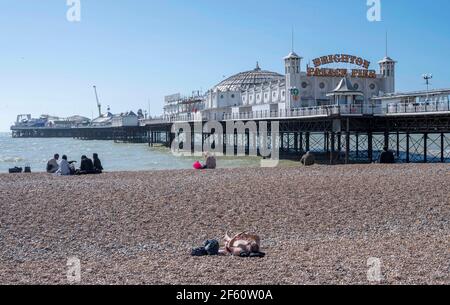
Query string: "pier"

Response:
xmin=12 ymin=103 xmax=450 ymax=165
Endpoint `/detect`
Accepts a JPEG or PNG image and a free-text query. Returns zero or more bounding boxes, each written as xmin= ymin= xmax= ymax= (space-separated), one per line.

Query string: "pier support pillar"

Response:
xmin=345 ymin=132 xmax=350 ymax=164
xmin=337 ymin=133 xmax=342 ymax=161
xmin=355 ymin=133 xmax=359 ymax=158
xmin=441 ymin=133 xmax=445 ymax=163
xmin=330 ymin=132 xmax=335 ymax=165
xmin=423 ymin=133 xmax=428 ymax=163
xmin=406 ymin=133 xmax=410 ymax=163
xmin=299 ymin=132 xmax=304 ymax=153
xmin=384 ymin=132 xmax=389 ymax=149
xmin=305 ymin=132 xmax=310 ymax=152
xmin=294 ymin=132 xmax=299 ymax=153
xmin=368 ymin=132 xmax=373 ymax=163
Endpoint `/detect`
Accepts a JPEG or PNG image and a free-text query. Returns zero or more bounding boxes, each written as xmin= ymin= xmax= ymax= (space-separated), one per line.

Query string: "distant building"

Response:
xmin=111 ymin=111 xmax=139 ymax=127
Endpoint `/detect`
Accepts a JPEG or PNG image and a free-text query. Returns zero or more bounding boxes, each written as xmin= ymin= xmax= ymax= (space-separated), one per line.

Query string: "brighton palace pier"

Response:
xmin=11 ymin=48 xmax=450 ymax=164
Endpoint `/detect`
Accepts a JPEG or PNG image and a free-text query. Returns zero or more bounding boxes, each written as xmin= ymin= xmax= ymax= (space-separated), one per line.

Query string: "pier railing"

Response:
xmin=387 ymin=101 xmax=450 ymax=115
xmin=222 ymin=105 xmax=383 ymax=121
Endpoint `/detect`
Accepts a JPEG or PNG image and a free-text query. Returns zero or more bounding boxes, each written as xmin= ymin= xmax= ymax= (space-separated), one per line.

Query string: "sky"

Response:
xmin=1 ymin=0 xmax=450 ymax=131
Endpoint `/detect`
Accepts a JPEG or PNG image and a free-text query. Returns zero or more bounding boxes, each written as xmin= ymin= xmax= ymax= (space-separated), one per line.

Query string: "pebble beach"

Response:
xmin=0 ymin=164 xmax=449 ymax=285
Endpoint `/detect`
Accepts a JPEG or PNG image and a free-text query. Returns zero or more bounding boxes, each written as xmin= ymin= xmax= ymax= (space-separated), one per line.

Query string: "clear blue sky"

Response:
xmin=1 ymin=0 xmax=450 ymax=131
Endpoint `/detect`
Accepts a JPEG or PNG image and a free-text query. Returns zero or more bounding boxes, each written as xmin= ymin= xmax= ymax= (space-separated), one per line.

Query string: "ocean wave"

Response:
xmin=0 ymin=157 xmax=25 ymax=163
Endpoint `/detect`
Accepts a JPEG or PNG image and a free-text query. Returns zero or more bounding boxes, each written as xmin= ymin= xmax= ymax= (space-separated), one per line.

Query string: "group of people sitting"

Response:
xmin=46 ymin=153 xmax=104 ymax=176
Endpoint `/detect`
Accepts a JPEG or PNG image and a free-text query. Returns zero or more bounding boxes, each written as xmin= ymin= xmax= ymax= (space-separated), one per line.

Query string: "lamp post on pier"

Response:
xmin=422 ymin=74 xmax=433 ymax=102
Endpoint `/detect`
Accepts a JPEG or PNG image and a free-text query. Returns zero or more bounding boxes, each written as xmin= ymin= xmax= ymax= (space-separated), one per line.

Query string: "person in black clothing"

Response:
xmin=379 ymin=146 xmax=395 ymax=164
xmin=93 ymin=153 xmax=103 ymax=173
xmin=76 ymin=155 xmax=95 ymax=175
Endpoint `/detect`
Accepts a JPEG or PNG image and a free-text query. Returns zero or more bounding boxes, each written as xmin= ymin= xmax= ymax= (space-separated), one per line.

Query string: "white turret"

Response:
xmin=379 ymin=56 xmax=396 ymax=93
xmin=284 ymin=51 xmax=302 ymax=108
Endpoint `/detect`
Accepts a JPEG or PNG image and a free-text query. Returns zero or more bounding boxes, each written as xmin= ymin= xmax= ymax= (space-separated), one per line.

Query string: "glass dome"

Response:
xmin=213 ymin=63 xmax=284 ymax=92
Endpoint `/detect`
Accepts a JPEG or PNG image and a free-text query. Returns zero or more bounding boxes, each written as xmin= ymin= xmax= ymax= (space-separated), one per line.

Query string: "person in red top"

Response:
xmin=193 ymin=161 xmax=203 ymax=170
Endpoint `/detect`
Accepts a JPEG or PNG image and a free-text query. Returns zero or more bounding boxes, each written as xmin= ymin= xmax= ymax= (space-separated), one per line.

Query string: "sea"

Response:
xmin=0 ymin=132 xmax=260 ymax=173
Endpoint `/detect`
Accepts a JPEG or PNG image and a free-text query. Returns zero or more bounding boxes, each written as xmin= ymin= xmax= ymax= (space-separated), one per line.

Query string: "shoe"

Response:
xmin=249 ymin=252 xmax=266 ymax=258
xmin=191 ymin=247 xmax=207 ymax=257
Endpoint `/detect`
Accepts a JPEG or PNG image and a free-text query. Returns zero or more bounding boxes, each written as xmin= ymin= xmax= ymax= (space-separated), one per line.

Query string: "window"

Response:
xmin=370 ymin=83 xmax=376 ymax=90
xmin=302 ymin=82 xmax=308 ymax=89
xmin=231 ymin=94 xmax=235 ymax=98
xmin=319 ymin=82 xmax=325 ymax=89
xmin=353 ymin=83 xmax=359 ymax=90
xmin=220 ymin=94 xmax=224 ymax=99
xmin=282 ymin=91 xmax=285 ymax=96
xmin=264 ymin=93 xmax=268 ymax=99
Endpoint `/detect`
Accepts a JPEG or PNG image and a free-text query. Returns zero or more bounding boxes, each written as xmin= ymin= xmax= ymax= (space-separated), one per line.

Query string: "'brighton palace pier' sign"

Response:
xmin=307 ymin=54 xmax=377 ymax=79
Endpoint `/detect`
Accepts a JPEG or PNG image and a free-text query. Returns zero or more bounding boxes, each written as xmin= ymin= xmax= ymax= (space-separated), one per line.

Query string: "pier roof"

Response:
xmin=213 ymin=63 xmax=284 ymax=92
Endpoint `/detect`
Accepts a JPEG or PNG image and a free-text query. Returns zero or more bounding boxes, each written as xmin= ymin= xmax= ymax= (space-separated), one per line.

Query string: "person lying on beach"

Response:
xmin=46 ymin=154 xmax=59 ymax=173
xmin=191 ymin=232 xmax=265 ymax=258
xmin=219 ymin=232 xmax=265 ymax=257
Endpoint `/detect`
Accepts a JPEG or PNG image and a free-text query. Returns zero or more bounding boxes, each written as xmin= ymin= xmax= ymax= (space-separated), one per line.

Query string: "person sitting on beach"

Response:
xmin=300 ymin=151 xmax=315 ymax=166
xmin=193 ymin=160 xmax=203 ymax=170
xmin=46 ymin=154 xmax=59 ymax=173
xmin=203 ymin=153 xmax=217 ymax=169
xmin=93 ymin=153 xmax=104 ymax=173
xmin=379 ymin=146 xmax=395 ymax=164
xmin=56 ymin=155 xmax=71 ymax=176
xmin=76 ymin=155 xmax=95 ymax=175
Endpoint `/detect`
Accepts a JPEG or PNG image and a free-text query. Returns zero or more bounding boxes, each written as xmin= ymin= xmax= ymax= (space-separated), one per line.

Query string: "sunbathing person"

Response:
xmin=219 ymin=232 xmax=265 ymax=257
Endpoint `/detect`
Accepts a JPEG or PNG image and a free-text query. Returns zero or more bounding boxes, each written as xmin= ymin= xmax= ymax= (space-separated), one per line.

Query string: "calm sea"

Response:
xmin=0 ymin=132 xmax=260 ymax=173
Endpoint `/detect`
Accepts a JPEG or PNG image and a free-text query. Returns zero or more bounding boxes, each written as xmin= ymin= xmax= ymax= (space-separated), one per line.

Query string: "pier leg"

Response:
xmin=294 ymin=132 xmax=299 ymax=153
xmin=330 ymin=132 xmax=335 ymax=165
xmin=337 ymin=133 xmax=342 ymax=161
xmin=355 ymin=133 xmax=359 ymax=158
xmin=441 ymin=133 xmax=445 ymax=163
xmin=384 ymin=132 xmax=389 ymax=149
xmin=368 ymin=132 xmax=373 ymax=163
xmin=396 ymin=132 xmax=400 ymax=158
xmin=406 ymin=133 xmax=410 ymax=163
xmin=305 ymin=132 xmax=310 ymax=152
xmin=423 ymin=133 xmax=428 ymax=163
xmin=345 ymin=132 xmax=350 ymax=164
xmin=299 ymin=132 xmax=303 ymax=153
